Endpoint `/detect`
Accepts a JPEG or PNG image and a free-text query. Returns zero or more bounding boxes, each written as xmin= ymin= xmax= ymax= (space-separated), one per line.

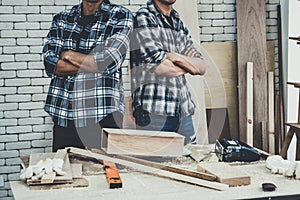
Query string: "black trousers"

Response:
xmin=52 ymin=111 xmax=123 ymax=152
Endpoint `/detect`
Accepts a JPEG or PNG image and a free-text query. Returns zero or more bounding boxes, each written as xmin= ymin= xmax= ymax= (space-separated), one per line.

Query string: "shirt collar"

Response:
xmin=73 ymin=0 xmax=111 ymax=16
xmin=147 ymin=0 xmax=180 ymax=19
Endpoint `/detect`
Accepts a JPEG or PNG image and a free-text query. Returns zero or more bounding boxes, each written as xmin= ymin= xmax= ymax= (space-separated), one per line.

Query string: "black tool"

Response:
xmin=215 ymin=139 xmax=262 ymax=162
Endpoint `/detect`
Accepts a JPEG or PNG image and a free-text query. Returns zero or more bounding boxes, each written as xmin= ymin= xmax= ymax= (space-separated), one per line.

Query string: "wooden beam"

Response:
xmin=67 ymin=147 xmax=229 ymax=191
xmin=268 ymin=71 xmax=275 ymax=154
xmin=246 ymin=62 xmax=254 ymax=146
xmin=91 ymin=148 xmax=217 ymax=182
xmin=197 ymin=162 xmax=250 ymax=187
xmin=101 ymin=128 xmax=184 ymax=157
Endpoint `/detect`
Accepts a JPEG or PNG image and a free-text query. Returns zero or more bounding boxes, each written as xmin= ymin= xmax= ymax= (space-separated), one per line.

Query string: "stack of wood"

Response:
xmin=21 ymin=152 xmax=88 ymax=190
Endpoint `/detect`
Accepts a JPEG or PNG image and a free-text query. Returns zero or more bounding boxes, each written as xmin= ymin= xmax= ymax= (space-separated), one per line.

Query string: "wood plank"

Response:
xmin=27 ymin=153 xmax=73 ymax=185
xmin=280 ymin=127 xmax=296 ymax=159
xmin=91 ymin=148 xmax=217 ymax=182
xmin=68 ymin=147 xmax=229 ymax=191
xmin=236 ymin=0 xmax=268 ymax=148
xmin=246 ymin=62 xmax=254 ymax=146
xmin=197 ymin=162 xmax=250 ymax=187
xmin=201 ymin=41 xmax=275 ymax=139
xmin=29 ymin=178 xmax=89 ymax=190
xmin=261 ymin=121 xmax=268 ymax=151
xmin=101 ymin=128 xmax=184 ymax=157
xmin=276 ymin=5 xmax=285 ymax=154
xmin=268 ymin=72 xmax=275 ymax=154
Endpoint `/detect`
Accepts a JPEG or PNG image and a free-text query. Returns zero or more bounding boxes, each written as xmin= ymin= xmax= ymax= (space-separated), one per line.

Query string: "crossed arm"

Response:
xmin=54 ymin=51 xmax=98 ymax=76
xmin=154 ymin=47 xmax=206 ymax=77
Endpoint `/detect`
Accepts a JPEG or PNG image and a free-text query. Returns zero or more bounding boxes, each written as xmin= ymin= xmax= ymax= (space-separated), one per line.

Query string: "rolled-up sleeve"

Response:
xmin=43 ymin=14 xmax=63 ymax=77
xmin=132 ymin=13 xmax=167 ymax=71
xmin=92 ymin=10 xmax=133 ymax=75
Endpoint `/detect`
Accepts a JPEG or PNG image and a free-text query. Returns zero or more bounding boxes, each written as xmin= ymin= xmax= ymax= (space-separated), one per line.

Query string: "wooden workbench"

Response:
xmin=10 ymin=162 xmax=300 ymax=200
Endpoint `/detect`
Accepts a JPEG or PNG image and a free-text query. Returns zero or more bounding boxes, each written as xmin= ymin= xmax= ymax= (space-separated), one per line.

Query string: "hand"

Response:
xmin=154 ymin=59 xmax=186 ymax=77
xmin=60 ymin=50 xmax=73 ymax=61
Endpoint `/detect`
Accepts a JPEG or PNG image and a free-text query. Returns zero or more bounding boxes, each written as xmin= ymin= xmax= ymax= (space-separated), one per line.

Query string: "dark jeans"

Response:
xmin=52 ymin=111 xmax=123 ymax=152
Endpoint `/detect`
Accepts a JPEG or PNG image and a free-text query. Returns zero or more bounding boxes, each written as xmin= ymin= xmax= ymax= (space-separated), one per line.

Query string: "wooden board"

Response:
xmin=236 ymin=0 xmax=268 ymax=148
xmin=29 ymin=178 xmax=89 ymax=190
xmin=68 ymin=147 xmax=229 ymax=191
xmin=268 ymin=72 xmax=275 ymax=154
xmin=91 ymin=148 xmax=217 ymax=182
xmin=197 ymin=162 xmax=250 ymax=187
xmin=246 ymin=62 xmax=254 ymax=146
xmin=201 ymin=41 xmax=275 ymax=140
xmin=101 ymin=128 xmax=184 ymax=157
xmin=27 ymin=153 xmax=73 ymax=185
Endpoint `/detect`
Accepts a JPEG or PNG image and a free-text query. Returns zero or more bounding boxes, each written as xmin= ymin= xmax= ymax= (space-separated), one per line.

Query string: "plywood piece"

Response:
xmin=236 ymin=0 xmax=268 ymax=148
xmin=27 ymin=153 xmax=73 ymax=185
xmin=101 ymin=128 xmax=184 ymax=157
xmin=29 ymin=178 xmax=89 ymax=190
xmin=68 ymin=147 xmax=229 ymax=191
xmin=246 ymin=62 xmax=254 ymax=146
xmin=197 ymin=162 xmax=250 ymax=187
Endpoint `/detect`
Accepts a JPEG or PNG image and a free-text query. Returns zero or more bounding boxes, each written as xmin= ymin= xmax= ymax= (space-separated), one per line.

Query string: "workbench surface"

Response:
xmin=10 ymin=162 xmax=300 ymax=200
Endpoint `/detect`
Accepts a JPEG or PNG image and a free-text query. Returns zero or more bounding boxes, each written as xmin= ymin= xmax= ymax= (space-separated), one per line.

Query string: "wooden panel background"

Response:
xmin=202 ymin=41 xmax=275 ymax=140
xmin=236 ymin=0 xmax=268 ymax=148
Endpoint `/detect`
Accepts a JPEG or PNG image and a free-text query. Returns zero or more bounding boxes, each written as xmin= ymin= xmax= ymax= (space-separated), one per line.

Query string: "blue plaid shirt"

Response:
xmin=43 ymin=1 xmax=133 ymax=127
xmin=130 ymin=0 xmax=202 ymax=117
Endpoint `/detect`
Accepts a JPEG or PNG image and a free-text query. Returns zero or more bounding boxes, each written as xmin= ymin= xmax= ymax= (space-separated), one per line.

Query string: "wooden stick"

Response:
xmin=268 ymin=72 xmax=275 ymax=154
xmin=91 ymin=148 xmax=217 ymax=182
xmin=247 ymin=62 xmax=254 ymax=146
xmin=67 ymin=147 xmax=228 ymax=191
xmin=261 ymin=121 xmax=268 ymax=152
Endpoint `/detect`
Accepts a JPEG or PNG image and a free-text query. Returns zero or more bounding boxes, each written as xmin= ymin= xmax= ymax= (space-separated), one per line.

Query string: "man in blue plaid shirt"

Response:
xmin=43 ymin=0 xmax=133 ymax=151
xmin=130 ymin=0 xmax=206 ymax=144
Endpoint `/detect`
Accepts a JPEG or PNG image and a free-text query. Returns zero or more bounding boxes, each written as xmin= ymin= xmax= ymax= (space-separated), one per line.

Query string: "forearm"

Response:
xmin=167 ymin=52 xmax=206 ymax=75
xmin=154 ymin=58 xmax=187 ymax=77
xmin=54 ymin=59 xmax=80 ymax=76
xmin=61 ymin=50 xmax=99 ymax=73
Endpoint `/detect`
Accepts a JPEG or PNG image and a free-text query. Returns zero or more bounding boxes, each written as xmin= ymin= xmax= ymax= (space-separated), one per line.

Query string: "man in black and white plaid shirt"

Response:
xmin=130 ymin=0 xmax=206 ymax=144
xmin=43 ymin=0 xmax=133 ymax=151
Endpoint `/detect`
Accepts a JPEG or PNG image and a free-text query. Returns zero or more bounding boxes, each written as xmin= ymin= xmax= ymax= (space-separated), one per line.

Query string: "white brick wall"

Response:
xmin=0 ymin=0 xmax=279 ymax=199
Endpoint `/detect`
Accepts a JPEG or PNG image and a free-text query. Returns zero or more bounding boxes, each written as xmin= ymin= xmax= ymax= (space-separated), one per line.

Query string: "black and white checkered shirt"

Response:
xmin=43 ymin=1 xmax=133 ymax=127
xmin=130 ymin=0 xmax=202 ymax=117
